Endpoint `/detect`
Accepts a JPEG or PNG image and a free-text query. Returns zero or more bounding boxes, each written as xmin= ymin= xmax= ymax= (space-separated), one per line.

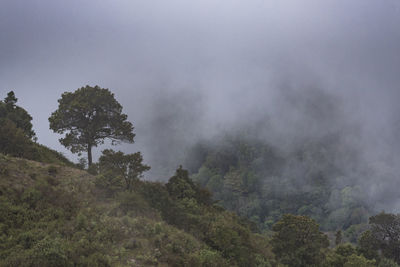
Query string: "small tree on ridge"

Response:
xmin=98 ymin=149 xmax=150 ymax=191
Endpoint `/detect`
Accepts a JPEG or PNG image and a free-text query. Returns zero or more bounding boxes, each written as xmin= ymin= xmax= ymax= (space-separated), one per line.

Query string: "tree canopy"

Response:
xmin=271 ymin=214 xmax=329 ymax=266
xmin=98 ymin=149 xmax=150 ymax=191
xmin=0 ymin=91 xmax=37 ymax=157
xmin=358 ymin=212 xmax=400 ymax=264
xmin=49 ymin=86 xmax=135 ymax=166
xmin=0 ymin=91 xmax=36 ymax=140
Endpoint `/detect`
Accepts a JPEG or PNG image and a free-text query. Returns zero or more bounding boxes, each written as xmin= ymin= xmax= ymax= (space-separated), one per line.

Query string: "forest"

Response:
xmin=1 ymin=89 xmax=400 ymax=267
xmin=3 ymin=0 xmax=400 ymax=266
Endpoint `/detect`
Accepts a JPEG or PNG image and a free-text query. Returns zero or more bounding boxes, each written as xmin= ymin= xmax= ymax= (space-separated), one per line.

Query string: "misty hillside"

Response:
xmin=3 ymin=140 xmax=400 ymax=266
xmin=2 ymin=1 xmax=400 ymax=266
xmin=187 ymin=132 xmax=370 ymax=238
xmin=1 ymin=80 xmax=400 ymax=267
xmin=1 ymin=90 xmax=400 ymax=267
xmin=0 ymin=154 xmax=277 ymax=266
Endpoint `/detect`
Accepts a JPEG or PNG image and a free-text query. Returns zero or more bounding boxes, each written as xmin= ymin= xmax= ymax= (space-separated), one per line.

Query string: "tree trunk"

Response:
xmin=87 ymin=143 xmax=92 ymax=167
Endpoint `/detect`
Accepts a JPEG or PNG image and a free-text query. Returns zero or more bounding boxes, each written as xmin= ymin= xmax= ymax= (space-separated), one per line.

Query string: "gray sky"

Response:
xmin=1 ymin=0 xmax=400 ymax=180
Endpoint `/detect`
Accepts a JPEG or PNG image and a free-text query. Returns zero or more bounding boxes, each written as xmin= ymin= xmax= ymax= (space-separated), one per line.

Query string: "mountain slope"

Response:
xmin=0 ymin=154 xmax=275 ymax=266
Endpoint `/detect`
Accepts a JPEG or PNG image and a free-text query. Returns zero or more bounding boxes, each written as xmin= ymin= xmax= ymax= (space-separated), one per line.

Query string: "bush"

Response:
xmin=0 ymin=119 xmax=32 ymax=157
xmin=47 ymin=165 xmax=58 ymax=176
xmin=117 ymin=191 xmax=153 ymax=216
xmin=344 ymin=254 xmax=376 ymax=267
xmin=188 ymin=249 xmax=229 ymax=267
xmin=30 ymin=237 xmax=71 ymax=267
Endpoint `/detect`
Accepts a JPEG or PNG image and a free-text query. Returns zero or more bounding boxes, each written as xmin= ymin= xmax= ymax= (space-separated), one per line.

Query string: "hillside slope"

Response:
xmin=0 ymin=154 xmax=275 ymax=266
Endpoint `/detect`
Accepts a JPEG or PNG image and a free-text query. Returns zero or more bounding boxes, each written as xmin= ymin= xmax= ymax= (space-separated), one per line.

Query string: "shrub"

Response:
xmin=379 ymin=258 xmax=400 ymax=267
xmin=47 ymin=165 xmax=58 ymax=176
xmin=344 ymin=254 xmax=376 ymax=267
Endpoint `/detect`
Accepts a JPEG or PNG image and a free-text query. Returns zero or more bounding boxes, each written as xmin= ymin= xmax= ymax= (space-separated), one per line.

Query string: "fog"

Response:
xmin=1 ymin=0 xmax=400 ymax=208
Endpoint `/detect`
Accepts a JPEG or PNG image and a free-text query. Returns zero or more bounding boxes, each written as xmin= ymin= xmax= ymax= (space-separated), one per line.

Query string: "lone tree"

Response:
xmin=49 ymin=85 xmax=135 ymax=166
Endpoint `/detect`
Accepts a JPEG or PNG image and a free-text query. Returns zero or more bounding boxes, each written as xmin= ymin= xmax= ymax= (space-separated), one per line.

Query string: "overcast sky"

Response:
xmin=1 ymin=0 xmax=400 ymax=175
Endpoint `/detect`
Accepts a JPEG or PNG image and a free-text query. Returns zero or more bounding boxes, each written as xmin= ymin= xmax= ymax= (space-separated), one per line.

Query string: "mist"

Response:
xmin=1 ymin=0 xmax=400 ymax=211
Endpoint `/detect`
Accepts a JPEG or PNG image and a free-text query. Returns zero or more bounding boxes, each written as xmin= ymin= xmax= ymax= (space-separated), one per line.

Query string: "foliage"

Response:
xmin=0 ymin=120 xmax=73 ymax=166
xmin=323 ymin=240 xmax=380 ymax=267
xmin=357 ymin=230 xmax=379 ymax=260
xmin=343 ymin=254 xmax=376 ymax=267
xmin=0 ymin=155 xmax=277 ymax=266
xmin=335 ymin=230 xmax=343 ymax=246
xmin=0 ymin=91 xmax=36 ymax=157
xmin=271 ymin=214 xmax=329 ymax=266
xmin=189 ymin=134 xmax=371 ymax=234
xmin=0 ymin=91 xmax=36 ymax=139
xmin=0 ymin=118 xmax=32 ymax=156
xmin=0 ymin=93 xmax=73 ymax=166
xmin=142 ymin=166 xmax=275 ymax=266
xmin=6 ymin=87 xmax=397 ymax=266
xmin=378 ymin=258 xmax=400 ymax=267
xmin=357 ymin=212 xmax=400 ymax=264
xmin=166 ymin=166 xmax=213 ymax=206
xmin=98 ymin=149 xmax=150 ymax=191
xmin=49 ymin=85 xmax=134 ymax=165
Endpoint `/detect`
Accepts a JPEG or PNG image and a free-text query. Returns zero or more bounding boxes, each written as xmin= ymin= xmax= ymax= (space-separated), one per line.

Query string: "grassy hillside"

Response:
xmin=0 ymin=154 xmax=276 ymax=266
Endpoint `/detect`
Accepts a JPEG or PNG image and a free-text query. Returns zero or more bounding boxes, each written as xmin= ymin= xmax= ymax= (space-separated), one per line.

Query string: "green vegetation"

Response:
xmin=0 ymin=91 xmax=73 ymax=166
xmin=187 ymin=134 xmax=400 ymax=266
xmin=3 ymin=150 xmax=394 ymax=266
xmin=0 ymin=91 xmax=35 ymax=139
xmin=0 ymin=155 xmax=275 ymax=266
xmin=189 ymin=134 xmax=370 ymax=237
xmin=357 ymin=212 xmax=400 ymax=264
xmin=1 ymin=89 xmax=276 ymax=265
xmin=271 ymin=214 xmax=329 ymax=266
xmin=49 ymin=85 xmax=135 ymax=166
xmin=3 ymin=87 xmax=400 ymax=266
xmin=98 ymin=149 xmax=151 ymax=191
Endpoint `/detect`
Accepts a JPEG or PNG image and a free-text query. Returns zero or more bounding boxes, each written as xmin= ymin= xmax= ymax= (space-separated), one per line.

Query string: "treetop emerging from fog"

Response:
xmin=48 ymin=85 xmax=135 ymax=166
